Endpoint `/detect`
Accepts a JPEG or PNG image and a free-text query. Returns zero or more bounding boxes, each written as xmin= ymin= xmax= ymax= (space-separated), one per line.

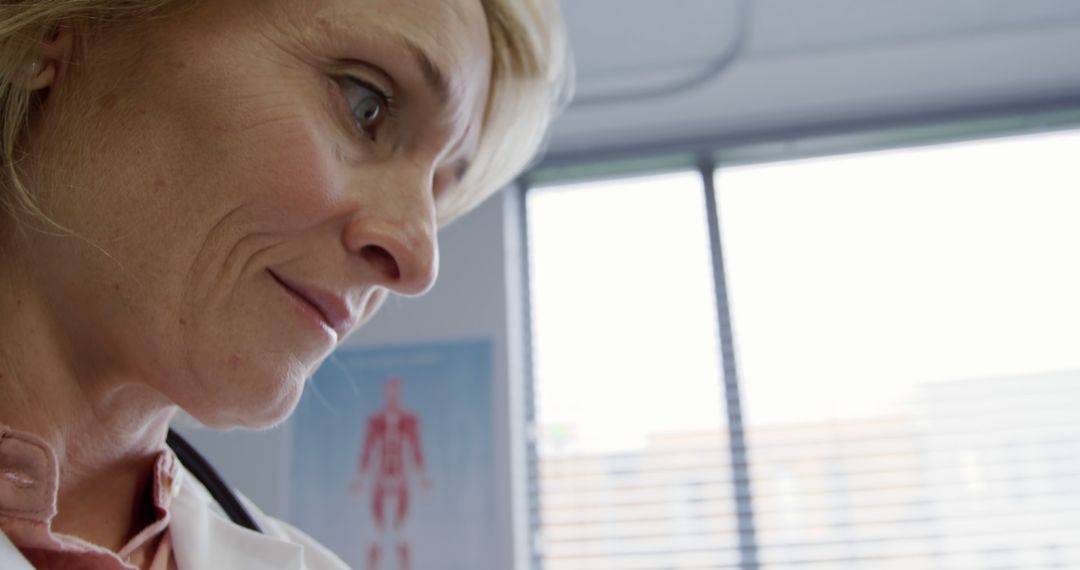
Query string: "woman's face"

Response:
xmin=21 ymin=0 xmax=492 ymax=427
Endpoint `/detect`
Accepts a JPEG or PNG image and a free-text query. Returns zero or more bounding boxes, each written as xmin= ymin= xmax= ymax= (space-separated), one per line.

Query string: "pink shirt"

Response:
xmin=0 ymin=425 xmax=179 ymax=570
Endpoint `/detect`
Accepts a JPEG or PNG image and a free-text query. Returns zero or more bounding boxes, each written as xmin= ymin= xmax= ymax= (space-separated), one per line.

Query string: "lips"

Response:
xmin=268 ymin=270 xmax=353 ymax=340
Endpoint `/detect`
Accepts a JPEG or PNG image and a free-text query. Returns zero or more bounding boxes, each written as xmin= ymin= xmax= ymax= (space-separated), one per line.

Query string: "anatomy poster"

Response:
xmin=287 ymin=339 xmax=496 ymax=570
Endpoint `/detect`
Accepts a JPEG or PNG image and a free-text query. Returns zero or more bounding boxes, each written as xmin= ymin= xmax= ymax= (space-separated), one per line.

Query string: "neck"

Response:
xmin=0 ymin=243 xmax=177 ymax=552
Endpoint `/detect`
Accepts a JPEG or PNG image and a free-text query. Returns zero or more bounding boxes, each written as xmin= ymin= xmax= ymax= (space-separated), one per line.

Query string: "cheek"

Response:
xmin=172 ymin=125 xmax=345 ymax=427
xmin=236 ymin=123 xmax=347 ymax=226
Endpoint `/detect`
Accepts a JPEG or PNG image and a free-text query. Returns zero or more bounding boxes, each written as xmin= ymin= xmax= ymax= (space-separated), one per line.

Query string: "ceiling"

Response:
xmin=546 ymin=0 xmax=1080 ymax=159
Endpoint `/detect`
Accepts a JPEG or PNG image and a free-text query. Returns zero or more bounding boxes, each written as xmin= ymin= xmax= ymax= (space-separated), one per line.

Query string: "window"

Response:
xmin=526 ymin=128 xmax=1080 ymax=570
xmin=527 ymin=172 xmax=737 ymax=569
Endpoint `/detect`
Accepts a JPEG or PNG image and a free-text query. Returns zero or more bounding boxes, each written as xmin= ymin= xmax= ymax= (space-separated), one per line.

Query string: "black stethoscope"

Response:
xmin=166 ymin=429 xmax=263 ymax=534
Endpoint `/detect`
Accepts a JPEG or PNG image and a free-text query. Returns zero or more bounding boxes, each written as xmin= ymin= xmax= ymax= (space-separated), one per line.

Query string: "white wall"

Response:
xmin=172 ymin=187 xmax=530 ymax=568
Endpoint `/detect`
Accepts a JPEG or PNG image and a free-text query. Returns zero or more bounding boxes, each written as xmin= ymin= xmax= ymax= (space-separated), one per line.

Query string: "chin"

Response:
xmin=178 ymin=355 xmax=313 ymax=430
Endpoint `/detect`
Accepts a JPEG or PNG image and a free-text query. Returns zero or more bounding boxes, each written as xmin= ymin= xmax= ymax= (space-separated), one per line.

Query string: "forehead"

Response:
xmin=271 ymin=0 xmax=492 ymax=161
xmin=285 ymin=0 xmax=491 ymax=98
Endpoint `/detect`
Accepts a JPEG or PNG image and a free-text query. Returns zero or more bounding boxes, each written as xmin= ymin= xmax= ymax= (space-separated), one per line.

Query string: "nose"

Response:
xmin=341 ymin=178 xmax=440 ymax=297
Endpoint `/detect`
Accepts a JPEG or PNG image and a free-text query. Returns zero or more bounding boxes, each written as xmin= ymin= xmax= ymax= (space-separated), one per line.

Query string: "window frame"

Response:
xmin=518 ymin=105 xmax=1080 ymax=570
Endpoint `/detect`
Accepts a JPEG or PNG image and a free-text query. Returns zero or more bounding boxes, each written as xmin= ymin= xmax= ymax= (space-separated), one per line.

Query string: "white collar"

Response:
xmin=0 ymin=529 xmax=34 ymax=570
xmin=169 ymin=467 xmax=306 ymax=570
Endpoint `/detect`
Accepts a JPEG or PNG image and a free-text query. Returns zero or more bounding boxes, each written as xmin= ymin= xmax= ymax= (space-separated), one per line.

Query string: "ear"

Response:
xmin=27 ymin=26 xmax=75 ymax=92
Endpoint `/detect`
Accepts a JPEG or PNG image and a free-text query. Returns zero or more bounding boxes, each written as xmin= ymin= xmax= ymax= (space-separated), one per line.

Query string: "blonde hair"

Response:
xmin=0 ymin=1 xmax=175 ymax=228
xmin=0 ymin=0 xmax=570 ymax=228
xmin=440 ymin=0 xmax=571 ymax=224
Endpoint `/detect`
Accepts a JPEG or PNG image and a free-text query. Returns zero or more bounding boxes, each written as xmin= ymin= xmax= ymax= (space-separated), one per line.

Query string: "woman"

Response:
xmin=0 ymin=0 xmax=567 ymax=567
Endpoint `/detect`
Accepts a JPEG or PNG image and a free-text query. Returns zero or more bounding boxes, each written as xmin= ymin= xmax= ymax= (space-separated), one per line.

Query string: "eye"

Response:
xmin=341 ymin=77 xmax=393 ymax=139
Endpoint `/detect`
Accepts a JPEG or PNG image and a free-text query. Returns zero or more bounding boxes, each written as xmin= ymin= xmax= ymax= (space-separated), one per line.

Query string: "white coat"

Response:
xmin=0 ymin=464 xmax=349 ymax=570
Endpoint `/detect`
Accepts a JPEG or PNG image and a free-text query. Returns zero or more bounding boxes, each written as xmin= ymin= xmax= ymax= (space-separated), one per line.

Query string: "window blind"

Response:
xmin=526 ymin=128 xmax=1080 ymax=570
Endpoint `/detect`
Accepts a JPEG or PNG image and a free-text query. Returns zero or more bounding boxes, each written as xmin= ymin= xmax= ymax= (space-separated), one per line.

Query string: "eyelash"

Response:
xmin=343 ymin=76 xmax=397 ymax=142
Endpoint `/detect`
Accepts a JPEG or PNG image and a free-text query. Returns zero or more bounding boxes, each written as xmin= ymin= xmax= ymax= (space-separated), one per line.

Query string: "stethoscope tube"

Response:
xmin=166 ymin=429 xmax=263 ymax=534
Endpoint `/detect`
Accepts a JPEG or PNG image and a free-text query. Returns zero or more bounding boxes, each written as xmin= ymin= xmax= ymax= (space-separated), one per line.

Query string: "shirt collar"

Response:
xmin=0 ymin=424 xmax=178 ymax=567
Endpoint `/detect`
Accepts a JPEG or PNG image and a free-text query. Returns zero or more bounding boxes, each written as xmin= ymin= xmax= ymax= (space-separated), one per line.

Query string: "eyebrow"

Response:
xmin=402 ymin=38 xmax=450 ymax=103
xmin=386 ymin=31 xmax=470 ymax=183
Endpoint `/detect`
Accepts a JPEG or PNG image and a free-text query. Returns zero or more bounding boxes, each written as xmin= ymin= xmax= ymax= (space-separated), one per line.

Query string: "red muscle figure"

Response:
xmin=351 ymin=377 xmax=430 ymax=570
